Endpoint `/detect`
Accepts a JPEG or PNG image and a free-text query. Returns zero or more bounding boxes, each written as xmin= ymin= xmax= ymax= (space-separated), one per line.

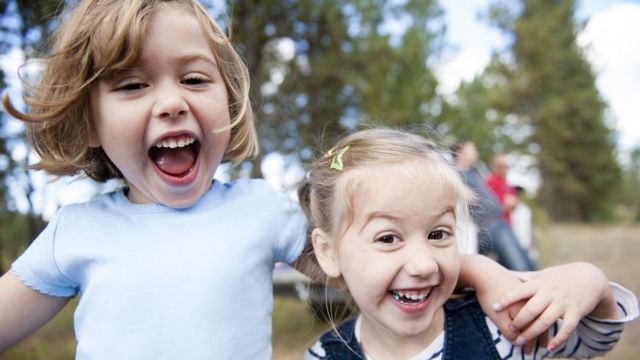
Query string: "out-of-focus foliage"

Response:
xmin=453 ymin=0 xmax=621 ymax=222
xmin=437 ymin=55 xmax=522 ymax=160
xmin=619 ymin=148 xmax=640 ymax=222
xmin=226 ymin=0 xmax=444 ymax=174
xmin=0 ymin=0 xmax=62 ymax=272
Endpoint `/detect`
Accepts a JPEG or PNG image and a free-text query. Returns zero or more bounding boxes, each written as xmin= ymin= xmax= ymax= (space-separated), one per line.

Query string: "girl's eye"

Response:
xmin=428 ymin=229 xmax=451 ymax=241
xmin=375 ymin=234 xmax=400 ymax=245
xmin=182 ymin=75 xmax=209 ymax=85
xmin=115 ymin=82 xmax=147 ymax=91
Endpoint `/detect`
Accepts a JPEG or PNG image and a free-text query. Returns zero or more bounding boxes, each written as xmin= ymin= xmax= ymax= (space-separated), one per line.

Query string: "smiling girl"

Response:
xmin=300 ymin=129 xmax=638 ymax=360
xmin=0 ymin=1 xmax=307 ymax=358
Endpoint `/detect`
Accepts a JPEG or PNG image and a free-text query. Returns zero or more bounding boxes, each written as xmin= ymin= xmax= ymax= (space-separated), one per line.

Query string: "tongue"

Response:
xmin=151 ymin=147 xmax=196 ymax=176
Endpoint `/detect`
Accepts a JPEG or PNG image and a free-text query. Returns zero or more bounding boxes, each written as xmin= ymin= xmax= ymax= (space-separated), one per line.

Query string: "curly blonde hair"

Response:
xmin=2 ymin=0 xmax=257 ymax=182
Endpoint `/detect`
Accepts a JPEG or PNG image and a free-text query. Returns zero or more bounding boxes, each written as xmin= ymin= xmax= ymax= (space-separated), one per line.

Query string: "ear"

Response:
xmin=311 ymin=228 xmax=341 ymax=278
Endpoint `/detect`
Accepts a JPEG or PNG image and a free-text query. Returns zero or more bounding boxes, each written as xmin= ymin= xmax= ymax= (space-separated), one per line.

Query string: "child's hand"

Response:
xmin=494 ymin=262 xmax=618 ymax=351
xmin=473 ymin=266 xmax=523 ymax=341
xmin=460 ymin=255 xmax=537 ymax=343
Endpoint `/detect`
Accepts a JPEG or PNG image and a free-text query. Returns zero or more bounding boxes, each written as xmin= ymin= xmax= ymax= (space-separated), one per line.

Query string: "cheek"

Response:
xmin=336 ymin=246 xmax=372 ymax=282
xmin=339 ymin=250 xmax=395 ymax=295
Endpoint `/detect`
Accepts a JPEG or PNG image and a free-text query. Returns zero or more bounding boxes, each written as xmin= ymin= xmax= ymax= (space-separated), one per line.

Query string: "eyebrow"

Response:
xmin=359 ymin=206 xmax=456 ymax=232
xmin=178 ymin=53 xmax=218 ymax=66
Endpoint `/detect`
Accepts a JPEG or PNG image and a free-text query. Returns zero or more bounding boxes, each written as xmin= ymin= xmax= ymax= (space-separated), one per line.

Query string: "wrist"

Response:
xmin=575 ymin=262 xmax=620 ymax=320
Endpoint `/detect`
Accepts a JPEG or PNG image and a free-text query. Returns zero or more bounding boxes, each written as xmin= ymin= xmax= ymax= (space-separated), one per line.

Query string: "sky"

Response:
xmin=437 ymin=0 xmax=640 ymax=155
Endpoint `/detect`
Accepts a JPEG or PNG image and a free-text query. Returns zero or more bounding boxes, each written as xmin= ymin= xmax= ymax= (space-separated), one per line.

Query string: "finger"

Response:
xmin=510 ymin=294 xmax=552 ymax=332
xmin=500 ymin=299 xmax=528 ymax=341
xmin=494 ymin=282 xmax=539 ymax=311
xmin=514 ymin=305 xmax=562 ymax=346
xmin=547 ymin=314 xmax=581 ymax=352
xmin=496 ymin=315 xmax=520 ymax=341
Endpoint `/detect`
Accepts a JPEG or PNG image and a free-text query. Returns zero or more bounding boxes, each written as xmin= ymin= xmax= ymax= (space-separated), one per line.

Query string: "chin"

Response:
xmin=396 ymin=315 xmax=437 ymax=337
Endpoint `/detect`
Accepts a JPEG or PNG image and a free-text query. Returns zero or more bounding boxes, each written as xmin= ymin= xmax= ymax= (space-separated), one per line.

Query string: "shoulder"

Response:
xmin=50 ymin=191 xmax=120 ymax=220
xmin=217 ymin=178 xmax=279 ymax=200
xmin=306 ymin=319 xmax=361 ymax=359
xmin=217 ymin=178 xmax=301 ymax=213
xmin=320 ymin=318 xmax=357 ymax=343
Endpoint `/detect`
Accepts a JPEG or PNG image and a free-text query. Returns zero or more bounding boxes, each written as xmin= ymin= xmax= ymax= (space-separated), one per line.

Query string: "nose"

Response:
xmin=152 ymin=82 xmax=188 ymax=119
xmin=403 ymin=241 xmax=439 ymax=277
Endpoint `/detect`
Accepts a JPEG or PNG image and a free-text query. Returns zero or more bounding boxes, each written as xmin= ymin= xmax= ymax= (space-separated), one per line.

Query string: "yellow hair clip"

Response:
xmin=329 ymin=145 xmax=350 ymax=171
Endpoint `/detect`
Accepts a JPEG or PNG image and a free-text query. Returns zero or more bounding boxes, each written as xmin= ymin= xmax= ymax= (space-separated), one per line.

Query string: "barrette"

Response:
xmin=329 ymin=145 xmax=350 ymax=171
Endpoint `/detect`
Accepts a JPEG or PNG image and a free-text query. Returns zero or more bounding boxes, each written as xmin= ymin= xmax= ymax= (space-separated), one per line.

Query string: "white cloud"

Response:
xmin=438 ymin=0 xmax=640 ymax=154
xmin=435 ymin=0 xmax=504 ymax=95
xmin=578 ymin=3 xmax=640 ymax=152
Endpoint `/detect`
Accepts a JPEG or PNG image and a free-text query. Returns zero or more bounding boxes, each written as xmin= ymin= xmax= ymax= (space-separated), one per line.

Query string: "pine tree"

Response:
xmin=227 ymin=0 xmax=444 ymax=174
xmin=489 ymin=0 xmax=620 ymax=221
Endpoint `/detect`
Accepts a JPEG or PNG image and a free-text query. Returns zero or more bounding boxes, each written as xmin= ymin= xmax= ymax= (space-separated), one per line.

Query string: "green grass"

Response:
xmin=2 ymin=223 xmax=639 ymax=359
xmin=272 ymin=297 xmax=330 ymax=359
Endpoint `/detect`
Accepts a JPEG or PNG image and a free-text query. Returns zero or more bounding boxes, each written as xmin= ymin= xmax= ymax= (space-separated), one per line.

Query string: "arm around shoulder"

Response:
xmin=0 ymin=270 xmax=70 ymax=352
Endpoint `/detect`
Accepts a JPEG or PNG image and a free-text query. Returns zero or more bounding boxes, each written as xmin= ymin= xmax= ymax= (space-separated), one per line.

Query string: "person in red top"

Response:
xmin=486 ymin=153 xmax=519 ymax=226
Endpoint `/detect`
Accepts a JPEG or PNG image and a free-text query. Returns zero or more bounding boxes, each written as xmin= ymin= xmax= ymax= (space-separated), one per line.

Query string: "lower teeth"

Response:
xmin=392 ymin=292 xmax=423 ymax=303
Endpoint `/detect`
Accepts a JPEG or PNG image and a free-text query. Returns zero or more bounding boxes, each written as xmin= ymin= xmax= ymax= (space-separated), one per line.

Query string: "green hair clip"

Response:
xmin=329 ymin=145 xmax=350 ymax=171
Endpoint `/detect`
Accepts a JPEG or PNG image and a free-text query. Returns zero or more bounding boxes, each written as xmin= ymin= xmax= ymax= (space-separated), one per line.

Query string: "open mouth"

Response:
xmin=148 ymin=134 xmax=200 ymax=178
xmin=390 ymin=289 xmax=432 ymax=305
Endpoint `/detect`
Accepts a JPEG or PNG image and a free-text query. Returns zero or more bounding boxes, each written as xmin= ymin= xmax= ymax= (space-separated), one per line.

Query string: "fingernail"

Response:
xmin=493 ymin=302 xmax=502 ymax=311
xmin=547 ymin=344 xmax=556 ymax=352
xmin=509 ymin=325 xmax=519 ymax=333
xmin=515 ymin=336 xmax=526 ymax=345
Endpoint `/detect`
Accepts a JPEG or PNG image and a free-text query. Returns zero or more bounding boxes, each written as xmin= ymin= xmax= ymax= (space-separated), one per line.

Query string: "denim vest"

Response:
xmin=311 ymin=293 xmax=501 ymax=359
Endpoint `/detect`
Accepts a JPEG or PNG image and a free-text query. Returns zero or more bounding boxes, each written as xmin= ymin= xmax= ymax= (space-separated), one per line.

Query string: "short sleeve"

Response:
xmin=11 ymin=209 xmax=78 ymax=297
xmin=274 ymin=191 xmax=308 ymax=264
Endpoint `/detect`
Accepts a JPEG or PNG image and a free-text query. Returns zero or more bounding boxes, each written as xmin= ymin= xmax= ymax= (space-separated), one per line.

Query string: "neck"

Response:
xmin=359 ymin=307 xmax=444 ymax=360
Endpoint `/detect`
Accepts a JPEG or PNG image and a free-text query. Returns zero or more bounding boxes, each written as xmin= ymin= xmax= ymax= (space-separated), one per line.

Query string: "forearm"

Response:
xmin=587 ymin=267 xmax=623 ymax=320
xmin=457 ymin=254 xmax=505 ymax=289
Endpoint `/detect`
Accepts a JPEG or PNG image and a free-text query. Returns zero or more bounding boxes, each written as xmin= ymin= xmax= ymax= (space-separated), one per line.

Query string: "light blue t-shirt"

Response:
xmin=12 ymin=179 xmax=307 ymax=359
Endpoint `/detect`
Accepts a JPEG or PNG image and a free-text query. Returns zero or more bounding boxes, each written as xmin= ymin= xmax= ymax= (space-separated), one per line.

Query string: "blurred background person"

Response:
xmin=451 ymin=141 xmax=537 ymax=271
xmin=486 ymin=153 xmax=519 ymax=226
xmin=511 ymin=185 xmax=538 ymax=262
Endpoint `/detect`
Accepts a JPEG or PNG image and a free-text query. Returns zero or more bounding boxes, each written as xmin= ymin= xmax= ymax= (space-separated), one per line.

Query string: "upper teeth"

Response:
xmin=392 ymin=290 xmax=430 ymax=301
xmin=155 ymin=135 xmax=195 ymax=149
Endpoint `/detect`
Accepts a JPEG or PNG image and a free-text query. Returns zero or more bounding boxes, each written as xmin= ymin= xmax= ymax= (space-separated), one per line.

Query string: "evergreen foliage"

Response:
xmin=473 ymin=0 xmax=621 ymax=221
xmin=0 ymin=0 xmax=62 ymax=271
xmin=514 ymin=0 xmax=619 ymax=221
xmin=226 ymin=0 xmax=444 ymax=174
